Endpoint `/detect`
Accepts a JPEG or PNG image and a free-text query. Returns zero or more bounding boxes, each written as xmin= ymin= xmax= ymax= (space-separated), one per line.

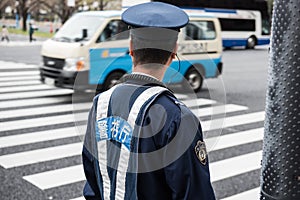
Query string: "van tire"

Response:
xmin=103 ymin=71 xmax=125 ymax=91
xmin=184 ymin=67 xmax=204 ymax=93
xmin=246 ymin=36 xmax=256 ymax=49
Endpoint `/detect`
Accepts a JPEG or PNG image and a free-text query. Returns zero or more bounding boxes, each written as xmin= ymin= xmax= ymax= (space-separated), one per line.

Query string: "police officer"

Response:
xmin=82 ymin=2 xmax=215 ymax=200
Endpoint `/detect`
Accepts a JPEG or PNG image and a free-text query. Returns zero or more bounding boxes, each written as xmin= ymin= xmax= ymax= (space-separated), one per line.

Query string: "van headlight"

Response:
xmin=64 ymin=57 xmax=85 ymax=71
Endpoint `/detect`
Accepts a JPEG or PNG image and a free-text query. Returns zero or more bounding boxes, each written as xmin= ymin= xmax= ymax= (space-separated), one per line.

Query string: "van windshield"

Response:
xmin=53 ymin=15 xmax=104 ymax=42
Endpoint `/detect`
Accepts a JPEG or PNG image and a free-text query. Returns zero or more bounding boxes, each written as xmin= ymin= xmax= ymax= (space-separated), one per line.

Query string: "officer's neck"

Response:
xmin=133 ymin=64 xmax=167 ymax=81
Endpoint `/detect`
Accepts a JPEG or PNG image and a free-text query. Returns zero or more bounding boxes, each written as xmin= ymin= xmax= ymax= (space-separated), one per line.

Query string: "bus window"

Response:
xmin=219 ymin=18 xmax=256 ymax=31
xmin=185 ymin=21 xmax=216 ymax=40
xmin=97 ymin=20 xmax=129 ymax=42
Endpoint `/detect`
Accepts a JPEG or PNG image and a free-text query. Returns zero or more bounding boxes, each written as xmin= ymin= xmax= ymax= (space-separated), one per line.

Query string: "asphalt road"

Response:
xmin=0 ymin=42 xmax=269 ymax=200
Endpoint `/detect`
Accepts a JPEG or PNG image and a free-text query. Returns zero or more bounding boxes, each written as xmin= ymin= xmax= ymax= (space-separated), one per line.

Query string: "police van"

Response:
xmin=40 ymin=10 xmax=223 ymax=92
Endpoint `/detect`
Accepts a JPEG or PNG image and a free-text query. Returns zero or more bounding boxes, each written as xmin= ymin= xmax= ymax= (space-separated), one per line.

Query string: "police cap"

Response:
xmin=122 ymin=2 xmax=188 ymax=51
xmin=121 ymin=2 xmax=189 ymax=30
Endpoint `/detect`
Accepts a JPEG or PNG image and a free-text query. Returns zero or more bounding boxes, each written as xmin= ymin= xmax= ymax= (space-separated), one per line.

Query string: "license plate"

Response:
xmin=44 ymin=77 xmax=55 ymax=85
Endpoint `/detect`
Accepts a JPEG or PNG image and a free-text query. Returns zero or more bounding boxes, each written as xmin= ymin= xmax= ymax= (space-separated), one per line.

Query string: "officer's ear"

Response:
xmin=171 ymin=43 xmax=178 ymax=59
xmin=129 ymin=40 xmax=134 ymax=56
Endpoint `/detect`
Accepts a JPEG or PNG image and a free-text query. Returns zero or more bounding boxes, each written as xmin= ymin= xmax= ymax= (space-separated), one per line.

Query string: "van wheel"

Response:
xmin=184 ymin=67 xmax=203 ymax=93
xmin=103 ymin=71 xmax=124 ymax=91
xmin=246 ymin=36 xmax=256 ymax=49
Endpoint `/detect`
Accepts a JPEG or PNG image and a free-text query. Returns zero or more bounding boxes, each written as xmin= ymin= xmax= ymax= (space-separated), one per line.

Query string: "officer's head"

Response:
xmin=122 ymin=2 xmax=189 ymax=68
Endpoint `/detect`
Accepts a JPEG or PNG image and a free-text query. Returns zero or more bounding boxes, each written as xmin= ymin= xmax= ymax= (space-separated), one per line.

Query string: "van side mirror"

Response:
xmin=82 ymin=29 xmax=88 ymax=38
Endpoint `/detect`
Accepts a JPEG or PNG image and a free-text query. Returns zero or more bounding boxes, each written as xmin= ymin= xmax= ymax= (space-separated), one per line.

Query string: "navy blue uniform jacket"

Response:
xmin=82 ymin=74 xmax=216 ymax=200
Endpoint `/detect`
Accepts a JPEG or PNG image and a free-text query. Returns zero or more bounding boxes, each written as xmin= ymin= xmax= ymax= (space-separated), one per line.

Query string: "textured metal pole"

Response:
xmin=260 ymin=0 xmax=300 ymax=199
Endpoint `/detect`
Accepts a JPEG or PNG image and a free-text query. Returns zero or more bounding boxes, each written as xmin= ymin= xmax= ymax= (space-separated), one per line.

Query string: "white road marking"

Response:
xmin=0 ymin=41 xmax=44 ymax=47
xmin=69 ymin=197 xmax=85 ymax=200
xmin=0 ymin=112 xmax=88 ymax=132
xmin=191 ymin=104 xmax=248 ymax=118
xmin=181 ymin=98 xmax=216 ymax=107
xmin=0 ymin=76 xmax=39 ymax=82
xmin=202 ymin=111 xmax=265 ymax=132
xmin=0 ymin=96 xmax=71 ymax=109
xmin=0 ymin=143 xmax=82 ymax=168
xmin=0 ymin=126 xmax=84 ymax=148
xmin=0 ymin=71 xmax=40 ymax=77
xmin=23 ymin=165 xmax=85 ymax=190
xmin=0 ymin=89 xmax=73 ymax=100
xmin=206 ymin=127 xmax=264 ymax=152
xmin=0 ymin=80 xmax=41 ymax=87
xmin=0 ymin=84 xmax=55 ymax=93
xmin=173 ymin=93 xmax=189 ymax=99
xmin=0 ymin=62 xmax=38 ymax=69
xmin=210 ymin=151 xmax=262 ymax=182
xmin=220 ymin=187 xmax=260 ymax=200
xmin=0 ymin=102 xmax=91 ymax=119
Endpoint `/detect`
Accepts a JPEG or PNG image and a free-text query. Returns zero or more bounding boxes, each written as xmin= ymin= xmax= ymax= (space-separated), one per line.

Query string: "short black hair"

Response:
xmin=130 ymin=28 xmax=178 ymax=67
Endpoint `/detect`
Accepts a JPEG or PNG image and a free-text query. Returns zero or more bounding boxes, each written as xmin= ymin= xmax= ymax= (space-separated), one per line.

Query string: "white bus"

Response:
xmin=182 ymin=8 xmax=270 ymax=49
xmin=122 ymin=1 xmax=270 ymax=49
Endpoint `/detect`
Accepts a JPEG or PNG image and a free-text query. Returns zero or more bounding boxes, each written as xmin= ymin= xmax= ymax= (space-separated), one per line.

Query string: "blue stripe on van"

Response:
xmin=163 ymin=58 xmax=221 ymax=83
xmin=89 ymin=48 xmax=221 ymax=85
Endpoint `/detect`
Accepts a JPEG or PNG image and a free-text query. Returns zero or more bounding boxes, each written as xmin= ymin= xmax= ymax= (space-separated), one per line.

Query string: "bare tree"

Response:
xmin=15 ymin=0 xmax=41 ymax=31
xmin=40 ymin=0 xmax=90 ymax=24
xmin=0 ymin=0 xmax=14 ymax=18
xmin=39 ymin=0 xmax=117 ymax=24
xmin=99 ymin=0 xmax=110 ymax=10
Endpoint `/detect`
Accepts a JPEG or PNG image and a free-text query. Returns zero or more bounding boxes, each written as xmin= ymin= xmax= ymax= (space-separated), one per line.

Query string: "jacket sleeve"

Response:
xmin=82 ymin=98 xmax=102 ymax=200
xmin=163 ymin=111 xmax=216 ymax=200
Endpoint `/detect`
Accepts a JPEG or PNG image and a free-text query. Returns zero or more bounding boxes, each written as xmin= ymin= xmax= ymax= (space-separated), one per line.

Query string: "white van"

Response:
xmin=40 ymin=10 xmax=223 ymax=92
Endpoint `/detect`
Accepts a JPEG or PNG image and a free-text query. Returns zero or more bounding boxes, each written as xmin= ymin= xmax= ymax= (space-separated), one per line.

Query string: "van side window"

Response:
xmin=185 ymin=21 xmax=216 ymax=40
xmin=97 ymin=20 xmax=129 ymax=42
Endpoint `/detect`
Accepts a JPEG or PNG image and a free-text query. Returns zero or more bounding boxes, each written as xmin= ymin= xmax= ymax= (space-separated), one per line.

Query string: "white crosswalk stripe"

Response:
xmin=210 ymin=150 xmax=262 ymax=182
xmin=0 ymin=112 xmax=88 ymax=132
xmin=0 ymin=102 xmax=91 ymax=119
xmin=23 ymin=165 xmax=85 ymax=190
xmin=0 ymin=71 xmax=40 ymax=77
xmin=0 ymin=88 xmax=73 ymax=100
xmin=206 ymin=127 xmax=264 ymax=152
xmin=0 ymin=84 xmax=56 ymax=93
xmin=0 ymin=61 xmax=265 ymax=199
xmin=0 ymin=126 xmax=84 ymax=148
xmin=0 ymin=75 xmax=39 ymax=82
xmin=220 ymin=187 xmax=260 ymax=200
xmin=182 ymin=98 xmax=216 ymax=107
xmin=0 ymin=96 xmax=70 ymax=109
xmin=0 ymin=80 xmax=41 ymax=87
xmin=191 ymin=104 xmax=248 ymax=118
xmin=0 ymin=41 xmax=44 ymax=47
xmin=0 ymin=61 xmax=38 ymax=69
xmin=201 ymin=111 xmax=265 ymax=131
xmin=0 ymin=143 xmax=82 ymax=168
xmin=69 ymin=197 xmax=85 ymax=200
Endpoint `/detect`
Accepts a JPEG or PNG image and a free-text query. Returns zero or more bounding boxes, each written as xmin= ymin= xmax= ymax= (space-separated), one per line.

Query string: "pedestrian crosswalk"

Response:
xmin=0 ymin=61 xmax=264 ymax=200
xmin=0 ymin=41 xmax=44 ymax=47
